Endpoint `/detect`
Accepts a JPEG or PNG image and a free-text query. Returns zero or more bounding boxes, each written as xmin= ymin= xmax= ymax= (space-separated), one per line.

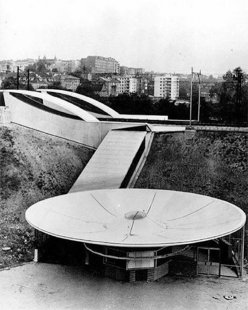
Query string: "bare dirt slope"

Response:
xmin=0 ymin=124 xmax=94 ymax=268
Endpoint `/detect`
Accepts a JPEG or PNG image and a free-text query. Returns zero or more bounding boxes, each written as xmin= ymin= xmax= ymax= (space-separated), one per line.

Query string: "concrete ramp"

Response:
xmin=70 ymin=130 xmax=146 ymax=192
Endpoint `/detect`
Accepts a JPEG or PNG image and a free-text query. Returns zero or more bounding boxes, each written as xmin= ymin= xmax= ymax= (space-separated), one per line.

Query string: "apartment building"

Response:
xmin=118 ymin=76 xmax=138 ymax=94
xmin=136 ymin=77 xmax=148 ymax=95
xmin=81 ymin=56 xmax=120 ymax=74
xmin=154 ymin=75 xmax=179 ymax=100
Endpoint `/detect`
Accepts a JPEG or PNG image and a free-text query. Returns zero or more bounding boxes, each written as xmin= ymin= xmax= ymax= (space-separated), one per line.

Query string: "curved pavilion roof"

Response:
xmin=1 ymin=89 xmax=99 ymax=122
xmin=38 ymin=89 xmax=120 ymax=118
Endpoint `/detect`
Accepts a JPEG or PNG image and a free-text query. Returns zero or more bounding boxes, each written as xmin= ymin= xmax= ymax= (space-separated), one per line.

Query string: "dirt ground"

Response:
xmin=0 ymin=263 xmax=248 ymax=310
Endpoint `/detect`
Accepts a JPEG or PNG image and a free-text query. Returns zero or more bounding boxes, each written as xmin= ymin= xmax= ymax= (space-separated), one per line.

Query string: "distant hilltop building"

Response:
xmin=53 ymin=59 xmax=80 ymax=73
xmin=0 ymin=59 xmax=36 ymax=73
xmin=81 ymin=56 xmax=120 ymax=74
xmin=154 ymin=75 xmax=179 ymax=100
xmin=120 ymin=66 xmax=145 ymax=75
xmin=13 ymin=59 xmax=36 ymax=72
xmin=0 ymin=60 xmax=13 ymax=73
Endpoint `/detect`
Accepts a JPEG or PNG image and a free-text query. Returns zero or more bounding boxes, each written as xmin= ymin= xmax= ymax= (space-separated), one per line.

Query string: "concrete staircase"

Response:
xmin=70 ymin=130 xmax=147 ymax=192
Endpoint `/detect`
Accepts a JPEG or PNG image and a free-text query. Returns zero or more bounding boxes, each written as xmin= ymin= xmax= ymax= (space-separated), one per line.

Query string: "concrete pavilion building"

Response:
xmin=1 ymin=88 xmax=246 ymax=282
xmin=154 ymin=75 xmax=179 ymax=100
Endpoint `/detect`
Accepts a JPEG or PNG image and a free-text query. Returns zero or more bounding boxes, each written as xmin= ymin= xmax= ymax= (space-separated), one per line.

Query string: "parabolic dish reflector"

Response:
xmin=25 ymin=189 xmax=246 ymax=247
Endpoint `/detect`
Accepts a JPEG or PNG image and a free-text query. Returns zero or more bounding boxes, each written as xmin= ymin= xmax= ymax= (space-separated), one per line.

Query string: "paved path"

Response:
xmin=70 ymin=130 xmax=146 ymax=192
xmin=0 ymin=263 xmax=248 ymax=310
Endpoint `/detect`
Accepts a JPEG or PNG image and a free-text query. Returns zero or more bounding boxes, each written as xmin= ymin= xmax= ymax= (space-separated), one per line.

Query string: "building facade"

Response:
xmin=60 ymin=75 xmax=80 ymax=91
xmin=98 ymin=77 xmax=121 ymax=97
xmin=120 ymin=66 xmax=145 ymax=76
xmin=118 ymin=76 xmax=138 ymax=94
xmin=154 ymin=75 xmax=179 ymax=100
xmin=136 ymin=77 xmax=148 ymax=95
xmin=81 ymin=56 xmax=120 ymax=74
xmin=53 ymin=59 xmax=80 ymax=73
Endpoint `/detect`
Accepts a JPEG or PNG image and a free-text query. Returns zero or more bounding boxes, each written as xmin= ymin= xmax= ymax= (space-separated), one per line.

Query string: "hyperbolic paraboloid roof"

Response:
xmin=25 ymin=189 xmax=246 ymax=248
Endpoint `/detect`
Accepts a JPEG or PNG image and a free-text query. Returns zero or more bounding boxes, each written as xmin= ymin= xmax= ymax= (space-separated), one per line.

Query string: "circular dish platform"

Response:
xmin=25 ymin=189 xmax=246 ymax=248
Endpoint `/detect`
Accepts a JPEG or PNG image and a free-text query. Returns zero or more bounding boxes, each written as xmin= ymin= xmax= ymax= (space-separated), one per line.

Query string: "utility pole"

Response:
xmin=189 ymin=68 xmax=202 ymax=125
xmin=197 ymin=70 xmax=201 ymax=122
xmin=17 ymin=66 xmax=20 ymax=90
xmin=27 ymin=69 xmax=30 ymax=90
xmin=189 ymin=67 xmax=193 ymax=128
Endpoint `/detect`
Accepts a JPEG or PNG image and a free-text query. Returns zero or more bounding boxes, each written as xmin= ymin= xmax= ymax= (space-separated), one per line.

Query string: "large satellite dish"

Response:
xmin=25 ymin=189 xmax=246 ymax=248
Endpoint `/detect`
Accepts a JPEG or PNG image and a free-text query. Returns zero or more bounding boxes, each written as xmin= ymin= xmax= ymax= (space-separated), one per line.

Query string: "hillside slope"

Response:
xmin=135 ymin=131 xmax=248 ymax=212
xmin=135 ymin=130 xmax=248 ymax=257
xmin=0 ymin=124 xmax=94 ymax=267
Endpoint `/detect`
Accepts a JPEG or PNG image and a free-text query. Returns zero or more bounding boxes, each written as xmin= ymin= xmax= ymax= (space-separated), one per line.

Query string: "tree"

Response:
xmin=36 ymin=60 xmax=47 ymax=74
xmin=210 ymin=67 xmax=248 ymax=124
xmin=1 ymin=76 xmax=18 ymax=89
xmin=24 ymin=64 xmax=37 ymax=73
xmin=48 ymin=81 xmax=66 ymax=90
xmin=179 ymin=80 xmax=190 ymax=100
xmin=179 ymin=87 xmax=188 ymax=100
xmin=1 ymin=75 xmax=34 ymax=90
xmin=222 ymin=67 xmax=247 ymax=123
xmin=76 ymin=81 xmax=103 ymax=100
xmin=107 ymin=94 xmax=154 ymax=115
xmin=71 ymin=70 xmax=82 ymax=78
xmin=232 ymin=67 xmax=245 ymax=120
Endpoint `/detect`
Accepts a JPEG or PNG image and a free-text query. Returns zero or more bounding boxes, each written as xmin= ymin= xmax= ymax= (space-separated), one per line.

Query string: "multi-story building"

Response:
xmin=98 ymin=77 xmax=121 ymax=97
xmin=120 ymin=66 xmax=145 ymax=76
xmin=0 ymin=59 xmax=35 ymax=73
xmin=53 ymin=59 xmax=80 ymax=73
xmin=60 ymin=75 xmax=80 ymax=91
xmin=98 ymin=75 xmax=148 ymax=96
xmin=81 ymin=73 xmax=92 ymax=81
xmin=31 ymin=78 xmax=48 ymax=90
xmin=120 ymin=66 xmax=130 ymax=75
xmin=136 ymin=77 xmax=148 ymax=95
xmin=0 ymin=60 xmax=14 ymax=73
xmin=154 ymin=75 xmax=179 ymax=100
xmin=81 ymin=56 xmax=120 ymax=74
xmin=126 ymin=68 xmax=136 ymax=75
xmin=134 ymin=68 xmax=145 ymax=75
xmin=118 ymin=76 xmax=138 ymax=94
xmin=12 ymin=59 xmax=36 ymax=72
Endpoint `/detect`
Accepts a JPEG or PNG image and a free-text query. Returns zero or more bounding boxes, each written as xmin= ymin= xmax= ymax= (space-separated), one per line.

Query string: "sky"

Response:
xmin=1 ymin=0 xmax=248 ymax=74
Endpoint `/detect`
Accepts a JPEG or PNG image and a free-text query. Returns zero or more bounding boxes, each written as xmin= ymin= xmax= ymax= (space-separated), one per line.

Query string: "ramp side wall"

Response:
xmin=4 ymin=92 xmax=142 ymax=148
